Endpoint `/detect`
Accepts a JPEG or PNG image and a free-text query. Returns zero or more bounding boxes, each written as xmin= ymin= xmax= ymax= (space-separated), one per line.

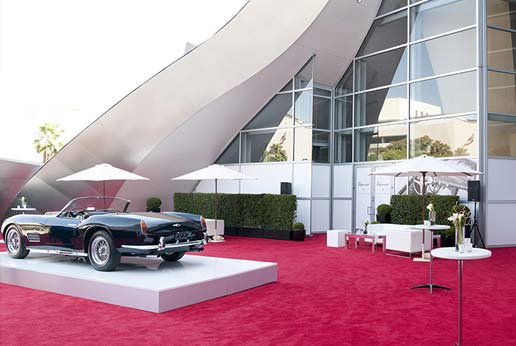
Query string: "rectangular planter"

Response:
xmin=263 ymin=229 xmax=290 ymax=240
xmin=224 ymin=227 xmax=293 ymax=241
xmin=237 ymin=228 xmax=264 ymax=238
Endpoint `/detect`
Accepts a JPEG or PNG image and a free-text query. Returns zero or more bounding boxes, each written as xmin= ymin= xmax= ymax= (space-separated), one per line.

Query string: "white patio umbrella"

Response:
xmin=370 ymin=155 xmax=481 ymax=258
xmin=57 ymin=163 xmax=149 ymax=200
xmin=172 ymin=164 xmax=256 ymax=242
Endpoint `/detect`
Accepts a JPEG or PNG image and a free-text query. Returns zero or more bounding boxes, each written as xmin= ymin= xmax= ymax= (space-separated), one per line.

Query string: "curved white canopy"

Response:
xmin=370 ymin=155 xmax=482 ymax=177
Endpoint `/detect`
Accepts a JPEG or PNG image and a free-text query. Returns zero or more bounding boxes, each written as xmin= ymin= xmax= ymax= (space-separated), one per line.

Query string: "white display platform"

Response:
xmin=0 ymin=253 xmax=277 ymax=313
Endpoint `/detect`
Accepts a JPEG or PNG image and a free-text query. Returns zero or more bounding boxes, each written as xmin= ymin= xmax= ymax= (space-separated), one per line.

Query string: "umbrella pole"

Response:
xmin=421 ymin=172 xmax=427 ymax=260
xmin=212 ymin=178 xmax=225 ymax=242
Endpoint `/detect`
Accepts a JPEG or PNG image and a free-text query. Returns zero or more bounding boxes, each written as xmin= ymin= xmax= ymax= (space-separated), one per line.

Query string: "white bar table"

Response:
xmin=413 ymin=224 xmax=450 ymax=262
xmin=431 ymin=247 xmax=492 ymax=346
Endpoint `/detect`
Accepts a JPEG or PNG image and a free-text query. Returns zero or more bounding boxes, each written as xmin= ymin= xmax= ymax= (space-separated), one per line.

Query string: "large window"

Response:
xmin=217 ymin=136 xmax=240 ymax=164
xmin=410 ymin=0 xmax=476 ymax=41
xmin=335 ymin=66 xmax=353 ymax=96
xmin=334 ymin=130 xmax=353 ymax=163
xmin=334 ymin=96 xmax=352 ymax=129
xmin=487 ymin=0 xmax=516 ymax=30
xmin=294 ymin=90 xmax=312 ymax=126
xmin=378 ymin=0 xmax=406 ymax=16
xmin=355 ymin=85 xmax=407 ymax=126
xmin=488 ymin=114 xmax=516 ymax=156
xmin=410 ymin=71 xmax=477 ymax=119
xmin=358 ymin=10 xmax=407 ymax=56
xmin=410 ymin=115 xmax=477 ymax=158
xmin=312 ymin=131 xmax=330 ymax=163
xmin=355 ymin=124 xmax=407 ymax=162
xmin=313 ymin=96 xmax=330 ymax=129
xmin=218 ymin=0 xmax=481 ymax=166
xmin=488 ymin=71 xmax=516 ymax=115
xmin=410 ymin=29 xmax=476 ymax=79
xmin=487 ymin=28 xmax=516 ymax=72
xmin=216 ymin=56 xmax=333 ymax=164
xmin=487 ymin=2 xmax=516 ymax=157
xmin=333 ymin=0 xmax=478 ymax=163
xmin=355 ymin=48 xmax=407 ymax=91
xmin=241 ymin=129 xmax=293 ymax=163
xmin=244 ymin=94 xmax=293 ymax=130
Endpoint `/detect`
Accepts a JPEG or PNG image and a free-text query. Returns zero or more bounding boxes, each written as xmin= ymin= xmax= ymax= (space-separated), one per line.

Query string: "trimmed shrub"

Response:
xmin=174 ymin=193 xmax=297 ymax=231
xmin=146 ymin=197 xmax=162 ymax=212
xmin=292 ymin=222 xmax=305 ymax=230
xmin=390 ymin=194 xmax=459 ymax=226
xmin=377 ymin=204 xmax=392 ymax=215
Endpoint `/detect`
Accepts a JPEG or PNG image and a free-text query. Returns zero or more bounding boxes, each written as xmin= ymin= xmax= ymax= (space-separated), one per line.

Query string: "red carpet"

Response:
xmin=1 ymin=236 xmax=515 ymax=346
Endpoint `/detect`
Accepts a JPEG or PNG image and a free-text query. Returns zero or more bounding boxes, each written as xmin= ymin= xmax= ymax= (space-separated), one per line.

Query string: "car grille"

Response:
xmin=27 ymin=233 xmax=41 ymax=243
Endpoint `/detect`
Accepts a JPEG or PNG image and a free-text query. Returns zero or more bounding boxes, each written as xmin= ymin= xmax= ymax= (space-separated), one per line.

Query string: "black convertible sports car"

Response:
xmin=1 ymin=196 xmax=207 ymax=271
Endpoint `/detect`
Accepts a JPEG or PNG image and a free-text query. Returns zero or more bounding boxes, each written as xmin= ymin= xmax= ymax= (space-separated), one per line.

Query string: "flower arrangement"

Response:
xmin=363 ymin=220 xmax=370 ymax=234
xmin=448 ymin=204 xmax=470 ymax=251
xmin=21 ymin=196 xmax=27 ymax=208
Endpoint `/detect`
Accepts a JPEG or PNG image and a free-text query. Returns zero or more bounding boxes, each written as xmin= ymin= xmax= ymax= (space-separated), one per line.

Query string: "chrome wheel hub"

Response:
xmin=6 ymin=229 xmax=21 ymax=254
xmin=91 ymin=237 xmax=110 ymax=266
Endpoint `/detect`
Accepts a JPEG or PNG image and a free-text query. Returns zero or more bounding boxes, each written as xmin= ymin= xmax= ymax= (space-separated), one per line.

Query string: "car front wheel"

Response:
xmin=88 ymin=230 xmax=120 ymax=271
xmin=161 ymin=252 xmax=185 ymax=262
xmin=5 ymin=226 xmax=29 ymax=259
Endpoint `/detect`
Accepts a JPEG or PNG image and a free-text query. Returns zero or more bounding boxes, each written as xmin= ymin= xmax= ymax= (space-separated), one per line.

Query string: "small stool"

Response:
xmin=433 ymin=234 xmax=441 ymax=248
xmin=327 ymin=229 xmax=349 ymax=247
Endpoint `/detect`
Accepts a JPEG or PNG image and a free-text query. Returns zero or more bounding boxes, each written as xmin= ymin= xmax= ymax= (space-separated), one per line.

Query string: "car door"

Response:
xmin=47 ymin=215 xmax=82 ymax=248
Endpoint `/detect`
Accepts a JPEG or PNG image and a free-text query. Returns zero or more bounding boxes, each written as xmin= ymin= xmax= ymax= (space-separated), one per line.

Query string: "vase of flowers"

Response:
xmin=448 ymin=204 xmax=469 ymax=252
xmin=21 ymin=196 xmax=27 ymax=209
xmin=427 ymin=203 xmax=436 ymax=225
xmin=363 ymin=220 xmax=369 ymax=234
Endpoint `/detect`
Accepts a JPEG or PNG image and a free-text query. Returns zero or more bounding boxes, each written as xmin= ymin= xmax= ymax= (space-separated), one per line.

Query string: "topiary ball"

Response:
xmin=292 ymin=222 xmax=305 ymax=230
xmin=377 ymin=204 xmax=392 ymax=215
xmin=146 ymin=197 xmax=162 ymax=211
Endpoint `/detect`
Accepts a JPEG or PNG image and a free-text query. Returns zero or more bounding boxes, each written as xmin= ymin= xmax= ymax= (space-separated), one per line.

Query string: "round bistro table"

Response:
xmin=431 ymin=247 xmax=492 ymax=346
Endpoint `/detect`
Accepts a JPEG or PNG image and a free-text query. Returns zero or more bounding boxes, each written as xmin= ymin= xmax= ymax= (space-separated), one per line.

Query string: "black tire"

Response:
xmin=161 ymin=252 xmax=185 ymax=262
xmin=87 ymin=230 xmax=120 ymax=271
xmin=5 ymin=226 xmax=30 ymax=259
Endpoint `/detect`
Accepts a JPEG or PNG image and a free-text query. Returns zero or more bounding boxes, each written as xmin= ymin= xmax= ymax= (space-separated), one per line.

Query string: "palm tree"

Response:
xmin=33 ymin=123 xmax=64 ymax=163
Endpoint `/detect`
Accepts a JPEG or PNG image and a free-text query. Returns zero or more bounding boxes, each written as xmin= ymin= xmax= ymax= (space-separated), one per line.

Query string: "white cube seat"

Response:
xmin=326 ymin=229 xmax=350 ymax=248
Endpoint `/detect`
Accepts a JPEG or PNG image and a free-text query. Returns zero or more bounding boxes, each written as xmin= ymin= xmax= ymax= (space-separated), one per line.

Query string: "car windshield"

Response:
xmin=59 ymin=197 xmax=130 ymax=216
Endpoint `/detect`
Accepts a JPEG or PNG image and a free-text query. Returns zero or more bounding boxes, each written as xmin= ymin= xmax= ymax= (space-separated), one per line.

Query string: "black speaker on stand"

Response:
xmin=467 ymin=180 xmax=485 ymax=248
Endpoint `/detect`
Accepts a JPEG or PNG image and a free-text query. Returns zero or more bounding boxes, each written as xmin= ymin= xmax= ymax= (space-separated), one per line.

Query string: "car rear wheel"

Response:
xmin=161 ymin=252 xmax=185 ymax=262
xmin=5 ymin=226 xmax=29 ymax=259
xmin=88 ymin=230 xmax=120 ymax=271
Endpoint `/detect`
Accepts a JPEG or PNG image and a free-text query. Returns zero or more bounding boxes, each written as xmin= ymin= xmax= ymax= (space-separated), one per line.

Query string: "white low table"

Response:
xmin=413 ymin=224 xmax=450 ymax=262
xmin=326 ymin=230 xmax=349 ymax=247
xmin=431 ymin=247 xmax=492 ymax=346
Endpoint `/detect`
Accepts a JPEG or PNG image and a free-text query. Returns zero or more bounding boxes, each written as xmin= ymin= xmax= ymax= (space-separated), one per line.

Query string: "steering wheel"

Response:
xmin=70 ymin=210 xmax=90 ymax=219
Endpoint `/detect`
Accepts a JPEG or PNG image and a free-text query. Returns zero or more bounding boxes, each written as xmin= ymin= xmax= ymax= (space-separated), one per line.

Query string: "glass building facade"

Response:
xmin=211 ymin=0 xmax=516 ymax=240
xmin=220 ymin=0 xmax=482 ymax=166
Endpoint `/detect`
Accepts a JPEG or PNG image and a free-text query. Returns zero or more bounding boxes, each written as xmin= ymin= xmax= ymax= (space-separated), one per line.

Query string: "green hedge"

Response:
xmin=390 ymin=194 xmax=459 ymax=226
xmin=174 ymin=193 xmax=297 ymax=231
